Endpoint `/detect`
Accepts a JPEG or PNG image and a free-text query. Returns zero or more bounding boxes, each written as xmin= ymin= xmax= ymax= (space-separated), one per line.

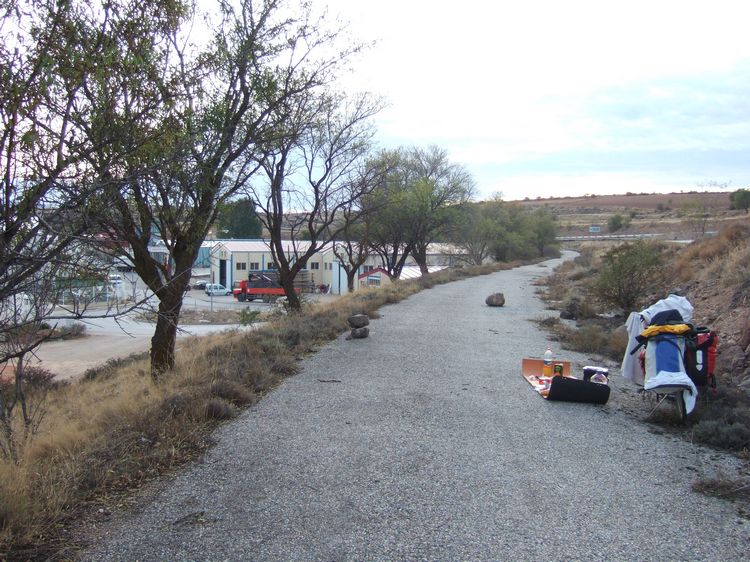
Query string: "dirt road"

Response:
xmin=83 ymin=254 xmax=750 ymax=561
xmin=32 ymin=318 xmax=241 ymax=380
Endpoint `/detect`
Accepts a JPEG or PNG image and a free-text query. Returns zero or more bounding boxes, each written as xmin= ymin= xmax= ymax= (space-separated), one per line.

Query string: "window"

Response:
xmin=363 ymin=265 xmax=374 ymax=273
xmin=236 ymin=262 xmax=247 ymax=271
xmin=310 ymin=262 xmax=320 ymax=270
xmin=267 ymin=263 xmax=277 ymax=270
xmin=250 ymin=262 xmax=259 ymax=270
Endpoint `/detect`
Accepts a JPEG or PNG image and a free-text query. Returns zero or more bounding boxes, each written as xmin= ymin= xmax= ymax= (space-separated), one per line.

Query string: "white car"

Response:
xmin=205 ymin=283 xmax=232 ymax=296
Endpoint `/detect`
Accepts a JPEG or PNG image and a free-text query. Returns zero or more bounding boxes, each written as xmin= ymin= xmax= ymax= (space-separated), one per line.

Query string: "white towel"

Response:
xmin=621 ymin=311 xmax=646 ymax=385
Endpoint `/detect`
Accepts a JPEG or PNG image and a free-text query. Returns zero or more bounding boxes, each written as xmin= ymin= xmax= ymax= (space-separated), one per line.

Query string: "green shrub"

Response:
xmin=730 ymin=188 xmax=750 ymax=213
xmin=594 ymin=241 xmax=666 ymax=311
xmin=607 ymin=213 xmax=630 ymax=232
xmin=239 ymin=308 xmax=261 ymax=326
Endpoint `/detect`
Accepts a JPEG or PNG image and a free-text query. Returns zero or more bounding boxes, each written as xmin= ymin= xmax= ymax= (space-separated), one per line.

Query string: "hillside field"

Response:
xmin=512 ymin=191 xmax=745 ymax=237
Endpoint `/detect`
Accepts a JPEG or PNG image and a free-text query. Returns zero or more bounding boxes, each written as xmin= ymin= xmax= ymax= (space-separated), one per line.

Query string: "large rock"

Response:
xmin=348 ymin=314 xmax=370 ymax=329
xmin=350 ymin=327 xmax=369 ymax=339
xmin=485 ymin=293 xmax=505 ymax=307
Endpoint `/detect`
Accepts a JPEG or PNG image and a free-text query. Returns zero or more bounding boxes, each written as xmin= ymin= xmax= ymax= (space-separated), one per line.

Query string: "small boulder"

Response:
xmin=485 ymin=293 xmax=505 ymax=307
xmin=350 ymin=327 xmax=369 ymax=339
xmin=348 ymin=314 xmax=370 ymax=329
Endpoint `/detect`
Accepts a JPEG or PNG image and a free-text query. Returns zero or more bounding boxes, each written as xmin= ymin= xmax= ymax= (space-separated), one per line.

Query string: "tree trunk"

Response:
xmin=389 ymin=250 xmax=412 ymax=280
xmin=413 ymin=246 xmax=429 ymax=275
xmin=150 ymin=291 xmax=183 ymax=380
xmin=280 ymin=273 xmax=301 ymax=311
xmin=347 ymin=270 xmax=356 ymax=292
xmin=0 ymin=378 xmax=16 ymax=463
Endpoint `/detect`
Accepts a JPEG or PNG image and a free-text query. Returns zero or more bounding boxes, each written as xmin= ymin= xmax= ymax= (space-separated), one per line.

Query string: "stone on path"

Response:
xmin=350 ymin=327 xmax=369 ymax=339
xmin=348 ymin=314 xmax=370 ymax=329
xmin=485 ymin=293 xmax=505 ymax=307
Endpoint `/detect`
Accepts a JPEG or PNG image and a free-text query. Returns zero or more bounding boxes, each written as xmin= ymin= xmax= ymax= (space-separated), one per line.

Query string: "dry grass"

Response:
xmin=0 ymin=260 xmax=524 ymax=560
xmin=674 ymin=222 xmax=750 ymax=284
xmin=692 ymin=471 xmax=750 ymax=519
xmin=692 ymin=475 xmax=750 ymax=503
xmin=536 ymin=316 xmax=627 ymax=360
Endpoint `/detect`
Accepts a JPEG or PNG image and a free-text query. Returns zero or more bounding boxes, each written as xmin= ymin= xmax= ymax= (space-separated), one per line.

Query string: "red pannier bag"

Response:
xmin=684 ymin=327 xmax=718 ymax=388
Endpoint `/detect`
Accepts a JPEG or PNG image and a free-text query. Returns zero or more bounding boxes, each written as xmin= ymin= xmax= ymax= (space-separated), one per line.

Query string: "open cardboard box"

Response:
xmin=521 ymin=357 xmax=572 ymax=377
xmin=521 ymin=357 xmax=610 ymax=404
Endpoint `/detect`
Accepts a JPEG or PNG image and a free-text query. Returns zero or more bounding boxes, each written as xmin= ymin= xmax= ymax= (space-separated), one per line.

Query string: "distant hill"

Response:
xmin=511 ymin=191 xmax=732 ymax=211
xmin=507 ymin=191 xmax=743 ymax=238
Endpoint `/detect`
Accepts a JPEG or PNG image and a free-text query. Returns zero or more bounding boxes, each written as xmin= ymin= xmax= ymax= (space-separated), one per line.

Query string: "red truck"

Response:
xmin=233 ymin=273 xmax=300 ymax=303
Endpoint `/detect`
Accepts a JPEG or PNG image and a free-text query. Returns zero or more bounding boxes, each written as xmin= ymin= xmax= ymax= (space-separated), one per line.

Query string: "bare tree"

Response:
xmin=0 ymin=288 xmax=58 ymax=462
xmin=333 ymin=213 xmax=371 ymax=293
xmin=249 ymin=92 xmax=383 ymax=309
xmin=80 ymin=0 xmax=360 ymax=375
xmin=0 ymin=0 xmax=158 ymax=458
xmin=1 ymin=0 xmax=103 ymax=319
xmin=330 ymin=156 xmax=396 ymax=291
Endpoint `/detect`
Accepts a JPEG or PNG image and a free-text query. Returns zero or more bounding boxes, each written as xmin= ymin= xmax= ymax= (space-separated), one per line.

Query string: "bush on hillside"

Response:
xmin=607 ymin=213 xmax=630 ymax=232
xmin=730 ymin=188 xmax=750 ymax=213
xmin=594 ymin=241 xmax=667 ymax=311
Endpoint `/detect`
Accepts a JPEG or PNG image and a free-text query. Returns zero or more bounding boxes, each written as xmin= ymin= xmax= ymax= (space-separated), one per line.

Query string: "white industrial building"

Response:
xmin=207 ymin=240 xmax=380 ymax=295
xmin=204 ymin=239 xmax=464 ymax=295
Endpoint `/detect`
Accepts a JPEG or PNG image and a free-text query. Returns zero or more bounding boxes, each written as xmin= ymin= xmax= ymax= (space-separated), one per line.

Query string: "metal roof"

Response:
xmin=211 ymin=239 xmax=335 ymax=254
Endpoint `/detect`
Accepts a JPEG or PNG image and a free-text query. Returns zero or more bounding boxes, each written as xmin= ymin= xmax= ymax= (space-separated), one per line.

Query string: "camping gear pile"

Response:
xmin=621 ymin=294 xmax=718 ymax=421
xmin=522 ymin=358 xmax=611 ymax=404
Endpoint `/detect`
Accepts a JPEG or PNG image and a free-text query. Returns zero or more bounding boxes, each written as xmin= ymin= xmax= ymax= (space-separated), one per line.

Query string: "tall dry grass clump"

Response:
xmin=674 ymin=222 xmax=750 ymax=283
xmin=0 ymin=260 xmax=521 ymax=559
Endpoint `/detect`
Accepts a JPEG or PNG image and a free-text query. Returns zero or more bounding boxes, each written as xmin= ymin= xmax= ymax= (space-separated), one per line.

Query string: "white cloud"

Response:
xmin=321 ymin=0 xmax=750 ymax=199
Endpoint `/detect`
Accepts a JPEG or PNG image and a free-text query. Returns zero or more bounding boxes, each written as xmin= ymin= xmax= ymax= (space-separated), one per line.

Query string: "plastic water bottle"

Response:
xmin=543 ymin=347 xmax=553 ymax=377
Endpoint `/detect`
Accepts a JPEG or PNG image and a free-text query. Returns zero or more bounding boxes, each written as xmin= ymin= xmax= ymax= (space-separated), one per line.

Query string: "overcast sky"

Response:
xmin=321 ymin=0 xmax=750 ymax=201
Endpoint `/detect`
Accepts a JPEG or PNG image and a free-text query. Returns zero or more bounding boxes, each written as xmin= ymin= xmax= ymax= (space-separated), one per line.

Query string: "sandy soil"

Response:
xmin=31 ymin=320 xmax=248 ymax=380
xmin=29 ymin=294 xmax=339 ymax=380
xmin=30 ymin=333 xmax=153 ymax=380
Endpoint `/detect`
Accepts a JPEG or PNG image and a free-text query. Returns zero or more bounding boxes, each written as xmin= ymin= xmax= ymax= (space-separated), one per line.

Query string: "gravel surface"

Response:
xmin=83 ymin=255 xmax=750 ymax=561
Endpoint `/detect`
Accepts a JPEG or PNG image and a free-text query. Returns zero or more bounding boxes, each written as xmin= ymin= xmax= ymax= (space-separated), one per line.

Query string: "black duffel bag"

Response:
xmin=547 ymin=376 xmax=610 ymax=404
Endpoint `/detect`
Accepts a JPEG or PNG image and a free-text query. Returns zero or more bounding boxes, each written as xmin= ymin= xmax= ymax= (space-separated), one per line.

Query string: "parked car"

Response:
xmin=193 ymin=281 xmax=208 ymax=290
xmin=205 ymin=283 xmax=231 ymax=296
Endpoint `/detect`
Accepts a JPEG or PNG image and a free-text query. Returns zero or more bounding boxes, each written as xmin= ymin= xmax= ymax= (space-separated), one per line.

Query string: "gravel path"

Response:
xmin=83 ymin=255 xmax=750 ymax=561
